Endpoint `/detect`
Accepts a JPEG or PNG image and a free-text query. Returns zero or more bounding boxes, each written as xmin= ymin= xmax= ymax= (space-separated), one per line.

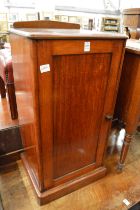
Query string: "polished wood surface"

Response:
xmin=0 ymin=76 xmax=6 ymax=98
xmin=53 ymin=54 xmax=111 ymax=178
xmin=10 ymin=28 xmax=126 ymax=204
xmin=0 ymin=95 xmax=21 ymax=166
xmin=126 ymin=39 xmax=140 ymax=55
xmin=1 ymin=134 xmax=140 ymax=210
xmin=123 ymin=8 xmax=140 ymax=39
xmin=10 ymin=28 xmax=127 ymax=40
xmin=123 ymin=8 xmax=140 ymax=15
xmin=0 ymin=76 xmax=18 ymax=120
xmin=6 ymin=83 xmax=18 ymax=119
xmin=123 ymin=14 xmax=140 ymax=28
xmin=115 ymin=39 xmax=140 ymax=169
xmin=13 ymin=20 xmax=80 ymax=29
xmin=37 ymin=38 xmax=126 ymax=196
xmin=0 ymin=126 xmax=22 ymax=166
xmin=10 ymin=34 xmax=43 ymax=191
xmin=0 ymin=97 xmax=18 ymax=130
xmin=0 ymin=47 xmax=18 ymax=119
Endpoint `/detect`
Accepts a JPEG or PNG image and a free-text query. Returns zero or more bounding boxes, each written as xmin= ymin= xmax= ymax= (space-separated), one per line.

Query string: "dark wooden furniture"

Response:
xmin=123 ymin=8 xmax=140 ymax=39
xmin=13 ymin=20 xmax=80 ymax=29
xmin=10 ymin=25 xmax=126 ymax=205
xmin=0 ymin=47 xmax=18 ymax=119
xmin=0 ymin=126 xmax=22 ymax=166
xmin=114 ymin=39 xmax=140 ymax=170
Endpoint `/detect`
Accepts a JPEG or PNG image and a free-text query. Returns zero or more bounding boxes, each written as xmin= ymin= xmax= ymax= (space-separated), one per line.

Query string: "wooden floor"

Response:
xmin=0 ymin=132 xmax=140 ymax=210
xmin=0 ymin=96 xmax=18 ymax=130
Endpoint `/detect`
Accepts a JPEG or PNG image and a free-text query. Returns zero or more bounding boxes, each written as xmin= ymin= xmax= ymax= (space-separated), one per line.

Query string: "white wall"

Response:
xmin=55 ymin=0 xmax=105 ymax=10
xmin=1 ymin=0 xmax=140 ymax=13
xmin=0 ymin=0 xmax=8 ymax=12
xmin=120 ymin=0 xmax=140 ymax=9
xmin=35 ymin=0 xmax=120 ymax=11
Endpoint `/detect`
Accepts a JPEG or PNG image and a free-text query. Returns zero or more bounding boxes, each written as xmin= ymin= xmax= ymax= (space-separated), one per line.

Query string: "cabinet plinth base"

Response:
xmin=21 ymin=154 xmax=107 ymax=205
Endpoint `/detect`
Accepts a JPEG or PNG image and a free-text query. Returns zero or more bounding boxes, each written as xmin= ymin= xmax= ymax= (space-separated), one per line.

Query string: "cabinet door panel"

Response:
xmin=53 ymin=53 xmax=111 ymax=178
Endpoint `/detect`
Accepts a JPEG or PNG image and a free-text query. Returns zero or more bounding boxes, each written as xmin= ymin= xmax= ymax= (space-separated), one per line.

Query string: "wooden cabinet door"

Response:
xmin=53 ymin=53 xmax=111 ymax=178
xmin=37 ymin=39 xmax=125 ymax=188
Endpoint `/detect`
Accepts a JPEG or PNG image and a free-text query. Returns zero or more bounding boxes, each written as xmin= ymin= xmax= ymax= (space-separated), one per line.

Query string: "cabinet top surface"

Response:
xmin=123 ymin=8 xmax=140 ymax=15
xmin=126 ymin=39 xmax=140 ymax=55
xmin=10 ymin=28 xmax=127 ymax=40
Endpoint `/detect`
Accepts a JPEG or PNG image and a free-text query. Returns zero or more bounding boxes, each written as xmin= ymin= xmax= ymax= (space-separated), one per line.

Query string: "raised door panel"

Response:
xmin=53 ymin=54 xmax=111 ymax=178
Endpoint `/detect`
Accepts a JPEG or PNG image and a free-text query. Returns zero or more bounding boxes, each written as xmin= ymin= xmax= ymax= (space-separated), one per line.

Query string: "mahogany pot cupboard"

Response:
xmin=10 ymin=26 xmax=127 ymax=205
xmin=115 ymin=39 xmax=140 ymax=170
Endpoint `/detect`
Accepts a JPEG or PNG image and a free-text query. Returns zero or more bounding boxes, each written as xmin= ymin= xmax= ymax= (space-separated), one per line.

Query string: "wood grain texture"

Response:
xmin=123 ymin=14 xmax=140 ymax=28
xmin=0 ymin=78 xmax=18 ymax=120
xmin=123 ymin=8 xmax=140 ymax=15
xmin=10 ymin=28 xmax=126 ymax=204
xmin=115 ymin=52 xmax=140 ymax=131
xmin=6 ymin=83 xmax=18 ymax=120
xmin=1 ymin=134 xmax=140 ymax=210
xmin=0 ymin=76 xmax=6 ymax=98
xmin=10 ymin=28 xmax=127 ymax=40
xmin=53 ymin=54 xmax=111 ymax=178
xmin=10 ymin=34 xmax=43 ymax=191
xmin=22 ymin=153 xmax=106 ymax=205
xmin=37 ymin=39 xmax=126 ymax=190
xmin=13 ymin=20 xmax=80 ymax=29
xmin=0 ymin=97 xmax=18 ymax=130
xmin=114 ymin=40 xmax=140 ymax=167
xmin=0 ymin=126 xmax=22 ymax=166
xmin=123 ymin=8 xmax=140 ymax=39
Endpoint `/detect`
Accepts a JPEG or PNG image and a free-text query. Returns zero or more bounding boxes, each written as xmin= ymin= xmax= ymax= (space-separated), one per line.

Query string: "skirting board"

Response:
xmin=21 ymin=153 xmax=107 ymax=205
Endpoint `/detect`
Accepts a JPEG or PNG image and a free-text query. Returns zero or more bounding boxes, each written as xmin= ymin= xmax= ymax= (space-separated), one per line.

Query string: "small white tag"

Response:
xmin=123 ymin=199 xmax=130 ymax=206
xmin=84 ymin=42 xmax=90 ymax=52
xmin=40 ymin=64 xmax=50 ymax=73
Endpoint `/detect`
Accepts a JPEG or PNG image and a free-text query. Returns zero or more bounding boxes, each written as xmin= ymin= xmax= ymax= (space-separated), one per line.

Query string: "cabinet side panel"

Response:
xmin=115 ymin=52 xmax=140 ymax=130
xmin=10 ymin=34 xmax=43 ymax=190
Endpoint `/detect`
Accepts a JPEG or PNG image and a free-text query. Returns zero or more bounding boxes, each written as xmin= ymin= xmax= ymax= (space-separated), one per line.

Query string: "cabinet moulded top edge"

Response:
xmin=9 ymin=28 xmax=127 ymax=40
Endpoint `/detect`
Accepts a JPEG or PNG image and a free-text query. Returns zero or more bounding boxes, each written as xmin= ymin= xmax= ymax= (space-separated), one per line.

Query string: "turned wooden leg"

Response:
xmin=6 ymin=83 xmax=18 ymax=120
xmin=117 ymin=133 xmax=133 ymax=171
xmin=0 ymin=76 xmax=6 ymax=98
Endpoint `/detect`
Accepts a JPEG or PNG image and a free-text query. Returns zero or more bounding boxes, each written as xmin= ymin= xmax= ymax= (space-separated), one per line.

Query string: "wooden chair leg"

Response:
xmin=117 ymin=132 xmax=132 ymax=171
xmin=0 ymin=76 xmax=6 ymax=98
xmin=6 ymin=83 xmax=18 ymax=120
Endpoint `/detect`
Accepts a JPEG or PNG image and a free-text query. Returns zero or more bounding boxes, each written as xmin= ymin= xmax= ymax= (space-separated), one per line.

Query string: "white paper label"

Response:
xmin=123 ymin=199 xmax=130 ymax=206
xmin=40 ymin=64 xmax=50 ymax=73
xmin=84 ymin=42 xmax=90 ymax=52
